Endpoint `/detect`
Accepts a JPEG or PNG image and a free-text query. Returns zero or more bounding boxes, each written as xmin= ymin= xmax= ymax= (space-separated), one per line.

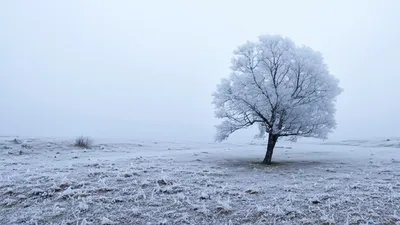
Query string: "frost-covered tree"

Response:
xmin=212 ymin=35 xmax=342 ymax=164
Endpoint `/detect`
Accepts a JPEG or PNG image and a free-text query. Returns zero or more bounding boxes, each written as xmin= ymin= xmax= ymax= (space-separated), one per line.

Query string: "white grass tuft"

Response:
xmin=101 ymin=217 xmax=115 ymax=225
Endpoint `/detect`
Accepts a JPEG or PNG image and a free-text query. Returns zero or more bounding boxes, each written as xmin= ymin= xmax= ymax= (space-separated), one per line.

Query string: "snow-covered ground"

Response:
xmin=1 ymin=137 xmax=400 ymax=225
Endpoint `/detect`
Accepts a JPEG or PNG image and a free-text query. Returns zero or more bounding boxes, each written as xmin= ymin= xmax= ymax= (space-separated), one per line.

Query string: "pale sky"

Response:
xmin=1 ymin=0 xmax=399 ymax=142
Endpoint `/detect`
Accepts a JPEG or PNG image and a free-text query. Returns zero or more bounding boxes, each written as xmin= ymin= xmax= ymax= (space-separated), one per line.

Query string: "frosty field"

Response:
xmin=1 ymin=137 xmax=400 ymax=225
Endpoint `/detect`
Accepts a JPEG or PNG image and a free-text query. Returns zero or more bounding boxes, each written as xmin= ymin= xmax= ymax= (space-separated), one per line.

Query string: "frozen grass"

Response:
xmin=0 ymin=137 xmax=400 ymax=224
xmin=323 ymin=137 xmax=400 ymax=148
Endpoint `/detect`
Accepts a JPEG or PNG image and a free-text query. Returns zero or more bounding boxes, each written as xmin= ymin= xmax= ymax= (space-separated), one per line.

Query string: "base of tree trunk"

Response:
xmin=262 ymin=134 xmax=278 ymax=165
xmin=262 ymin=152 xmax=273 ymax=164
xmin=262 ymin=159 xmax=272 ymax=165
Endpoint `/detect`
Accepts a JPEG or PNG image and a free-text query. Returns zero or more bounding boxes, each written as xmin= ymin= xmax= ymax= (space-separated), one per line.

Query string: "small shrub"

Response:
xmin=74 ymin=136 xmax=92 ymax=149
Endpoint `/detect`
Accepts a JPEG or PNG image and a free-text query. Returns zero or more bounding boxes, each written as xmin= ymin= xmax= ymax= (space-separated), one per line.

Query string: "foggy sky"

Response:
xmin=1 ymin=0 xmax=399 ymax=142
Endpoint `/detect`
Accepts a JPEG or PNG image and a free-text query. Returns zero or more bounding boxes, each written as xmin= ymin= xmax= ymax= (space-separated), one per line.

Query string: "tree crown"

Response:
xmin=213 ymin=35 xmax=342 ymax=141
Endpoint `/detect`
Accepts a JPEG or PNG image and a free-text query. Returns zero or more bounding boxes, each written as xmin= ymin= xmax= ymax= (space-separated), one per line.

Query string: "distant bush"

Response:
xmin=74 ymin=136 xmax=92 ymax=149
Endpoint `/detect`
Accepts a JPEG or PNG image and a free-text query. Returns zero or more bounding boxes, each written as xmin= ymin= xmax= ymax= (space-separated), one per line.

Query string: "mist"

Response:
xmin=1 ymin=0 xmax=399 ymax=142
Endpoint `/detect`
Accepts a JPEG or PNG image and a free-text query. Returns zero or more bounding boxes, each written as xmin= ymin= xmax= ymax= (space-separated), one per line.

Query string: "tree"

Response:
xmin=212 ymin=35 xmax=342 ymax=164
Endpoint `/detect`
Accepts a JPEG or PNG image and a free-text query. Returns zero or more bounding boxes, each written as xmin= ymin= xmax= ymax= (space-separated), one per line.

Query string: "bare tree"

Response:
xmin=212 ymin=35 xmax=342 ymax=164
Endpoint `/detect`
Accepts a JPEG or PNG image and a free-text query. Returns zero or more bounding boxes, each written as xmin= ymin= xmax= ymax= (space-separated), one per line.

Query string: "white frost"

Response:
xmin=213 ymin=35 xmax=342 ymax=142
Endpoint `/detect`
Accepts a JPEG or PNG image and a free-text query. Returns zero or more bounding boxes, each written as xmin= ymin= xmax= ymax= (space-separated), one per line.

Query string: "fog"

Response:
xmin=1 ymin=0 xmax=399 ymax=142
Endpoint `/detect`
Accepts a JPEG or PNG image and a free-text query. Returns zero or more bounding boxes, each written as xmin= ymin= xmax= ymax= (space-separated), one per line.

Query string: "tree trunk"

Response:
xmin=262 ymin=133 xmax=278 ymax=164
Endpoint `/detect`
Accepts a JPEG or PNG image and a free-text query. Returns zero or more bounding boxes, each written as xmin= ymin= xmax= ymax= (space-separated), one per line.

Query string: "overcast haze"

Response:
xmin=1 ymin=0 xmax=399 ymax=142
